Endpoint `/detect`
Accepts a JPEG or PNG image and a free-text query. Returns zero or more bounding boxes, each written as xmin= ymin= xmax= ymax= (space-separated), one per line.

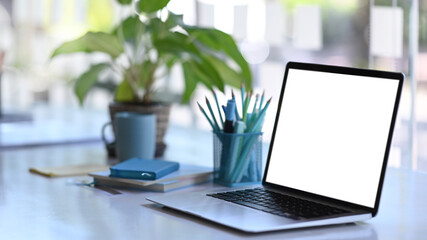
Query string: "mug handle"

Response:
xmin=101 ymin=122 xmax=114 ymax=145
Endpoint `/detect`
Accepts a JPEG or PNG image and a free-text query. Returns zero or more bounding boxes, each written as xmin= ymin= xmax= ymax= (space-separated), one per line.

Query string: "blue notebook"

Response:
xmin=110 ymin=158 xmax=179 ymax=180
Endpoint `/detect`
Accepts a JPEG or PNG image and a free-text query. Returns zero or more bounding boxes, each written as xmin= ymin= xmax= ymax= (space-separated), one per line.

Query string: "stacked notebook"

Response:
xmin=89 ymin=159 xmax=212 ymax=192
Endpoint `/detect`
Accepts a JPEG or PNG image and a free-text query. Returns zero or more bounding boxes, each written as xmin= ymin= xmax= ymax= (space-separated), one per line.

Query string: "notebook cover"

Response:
xmin=110 ymin=158 xmax=179 ymax=180
xmin=89 ymin=164 xmax=212 ymax=187
xmin=29 ymin=164 xmax=110 ymax=177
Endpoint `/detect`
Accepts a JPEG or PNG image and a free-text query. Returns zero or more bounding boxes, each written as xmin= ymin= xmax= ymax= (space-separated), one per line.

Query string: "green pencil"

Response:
xmin=197 ymin=102 xmax=216 ymax=131
xmin=206 ymin=97 xmax=220 ymax=131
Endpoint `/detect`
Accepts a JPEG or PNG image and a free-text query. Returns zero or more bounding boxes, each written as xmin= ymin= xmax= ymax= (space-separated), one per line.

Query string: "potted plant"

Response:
xmin=50 ymin=0 xmax=252 ymax=157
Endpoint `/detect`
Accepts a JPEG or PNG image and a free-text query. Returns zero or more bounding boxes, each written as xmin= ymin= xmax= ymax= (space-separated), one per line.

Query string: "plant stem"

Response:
xmin=126 ymin=70 xmax=143 ymax=102
xmin=142 ymin=61 xmax=159 ymax=103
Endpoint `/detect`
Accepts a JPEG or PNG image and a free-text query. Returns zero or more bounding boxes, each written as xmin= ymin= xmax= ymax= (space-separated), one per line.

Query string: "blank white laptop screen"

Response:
xmin=266 ymin=68 xmax=400 ymax=208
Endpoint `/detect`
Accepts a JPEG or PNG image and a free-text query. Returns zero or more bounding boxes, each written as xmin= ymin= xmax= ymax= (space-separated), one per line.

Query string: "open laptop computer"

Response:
xmin=146 ymin=62 xmax=404 ymax=233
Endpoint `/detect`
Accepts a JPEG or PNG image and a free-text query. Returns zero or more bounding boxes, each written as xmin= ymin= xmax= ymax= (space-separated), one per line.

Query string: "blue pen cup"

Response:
xmin=213 ymin=131 xmax=263 ymax=187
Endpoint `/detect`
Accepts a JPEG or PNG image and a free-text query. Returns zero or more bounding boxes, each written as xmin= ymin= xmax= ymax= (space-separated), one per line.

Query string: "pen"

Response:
xmin=224 ymin=99 xmax=235 ymax=133
xmin=222 ymin=105 xmax=227 ymax=116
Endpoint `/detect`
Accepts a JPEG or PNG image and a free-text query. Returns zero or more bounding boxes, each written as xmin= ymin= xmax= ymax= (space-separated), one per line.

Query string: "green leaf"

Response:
xmin=195 ymin=55 xmax=224 ymax=92
xmin=148 ymin=12 xmax=183 ymax=42
xmin=180 ymin=59 xmax=223 ymax=102
xmin=116 ymin=0 xmax=132 ymax=5
xmin=153 ymin=32 xmax=200 ymax=58
xmin=152 ymin=31 xmax=226 ymax=97
xmin=74 ymin=63 xmax=110 ymax=105
xmin=115 ymin=79 xmax=136 ymax=102
xmin=181 ymin=53 xmax=239 ymax=101
xmin=136 ymin=61 xmax=154 ymax=88
xmin=181 ymin=62 xmax=198 ymax=103
xmin=51 ymin=32 xmax=124 ymax=59
xmin=137 ymin=0 xmax=170 ymax=14
xmin=93 ymin=80 xmax=117 ymax=93
xmin=180 ymin=61 xmax=215 ymax=103
xmin=185 ymin=62 xmax=214 ymax=89
xmin=203 ymin=55 xmax=244 ymax=89
xmin=112 ymin=15 xmax=145 ymax=42
xmin=164 ymin=55 xmax=178 ymax=70
xmin=184 ymin=27 xmax=252 ymax=88
xmin=148 ymin=18 xmax=170 ymax=40
xmin=164 ymin=11 xmax=183 ymax=29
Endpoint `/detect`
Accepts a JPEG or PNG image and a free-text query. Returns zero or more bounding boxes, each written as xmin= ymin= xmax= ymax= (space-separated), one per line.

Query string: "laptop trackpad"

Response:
xmin=186 ymin=202 xmax=296 ymax=231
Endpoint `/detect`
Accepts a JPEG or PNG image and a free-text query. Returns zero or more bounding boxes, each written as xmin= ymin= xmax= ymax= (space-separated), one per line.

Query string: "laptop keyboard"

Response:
xmin=207 ymin=188 xmax=349 ymax=220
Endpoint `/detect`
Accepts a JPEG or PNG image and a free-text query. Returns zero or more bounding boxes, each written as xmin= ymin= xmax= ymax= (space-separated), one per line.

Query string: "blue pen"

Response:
xmin=222 ymin=105 xmax=227 ymax=116
xmin=223 ymin=99 xmax=235 ymax=133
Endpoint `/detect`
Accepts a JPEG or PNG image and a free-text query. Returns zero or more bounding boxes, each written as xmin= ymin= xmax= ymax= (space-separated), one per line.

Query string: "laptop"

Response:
xmin=146 ymin=62 xmax=404 ymax=233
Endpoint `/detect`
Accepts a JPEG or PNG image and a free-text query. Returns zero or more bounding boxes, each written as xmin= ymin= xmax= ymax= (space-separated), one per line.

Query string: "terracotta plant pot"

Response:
xmin=107 ymin=102 xmax=171 ymax=158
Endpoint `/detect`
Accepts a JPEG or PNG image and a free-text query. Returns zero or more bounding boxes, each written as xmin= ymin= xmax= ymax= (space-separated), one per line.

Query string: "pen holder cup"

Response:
xmin=213 ymin=131 xmax=263 ymax=187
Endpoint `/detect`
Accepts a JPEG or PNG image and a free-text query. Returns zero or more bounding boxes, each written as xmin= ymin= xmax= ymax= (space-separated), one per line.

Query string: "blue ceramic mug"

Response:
xmin=102 ymin=112 xmax=156 ymax=162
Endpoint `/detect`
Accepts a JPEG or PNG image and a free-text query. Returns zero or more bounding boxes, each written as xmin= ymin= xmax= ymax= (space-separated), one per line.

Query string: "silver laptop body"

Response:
xmin=147 ymin=62 xmax=404 ymax=233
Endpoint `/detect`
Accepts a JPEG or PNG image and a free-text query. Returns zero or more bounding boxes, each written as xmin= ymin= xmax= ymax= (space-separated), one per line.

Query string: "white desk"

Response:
xmin=0 ymin=142 xmax=426 ymax=239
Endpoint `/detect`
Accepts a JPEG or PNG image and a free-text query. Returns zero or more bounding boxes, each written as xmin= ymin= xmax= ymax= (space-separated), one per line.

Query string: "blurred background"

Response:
xmin=0 ymin=0 xmax=426 ymax=172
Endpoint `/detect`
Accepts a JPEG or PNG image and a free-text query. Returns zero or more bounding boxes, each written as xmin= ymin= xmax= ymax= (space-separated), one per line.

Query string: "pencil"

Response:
xmin=206 ymin=97 xmax=220 ymax=131
xmin=249 ymin=94 xmax=260 ymax=127
xmin=252 ymin=94 xmax=259 ymax=115
xmin=197 ymin=102 xmax=216 ymax=131
xmin=242 ymin=91 xmax=252 ymax=124
xmin=258 ymin=90 xmax=265 ymax=112
xmin=232 ymin=90 xmax=240 ymax=120
xmin=240 ymin=83 xmax=245 ymax=118
xmin=248 ymin=98 xmax=271 ymax=132
xmin=212 ymin=90 xmax=224 ymax=128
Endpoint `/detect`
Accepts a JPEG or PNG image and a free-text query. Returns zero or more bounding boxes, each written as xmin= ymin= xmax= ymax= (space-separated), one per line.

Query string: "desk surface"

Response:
xmin=0 ymin=142 xmax=426 ymax=240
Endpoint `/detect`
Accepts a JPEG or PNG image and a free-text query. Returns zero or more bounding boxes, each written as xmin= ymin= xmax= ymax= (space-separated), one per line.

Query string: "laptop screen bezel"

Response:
xmin=262 ymin=61 xmax=404 ymax=216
